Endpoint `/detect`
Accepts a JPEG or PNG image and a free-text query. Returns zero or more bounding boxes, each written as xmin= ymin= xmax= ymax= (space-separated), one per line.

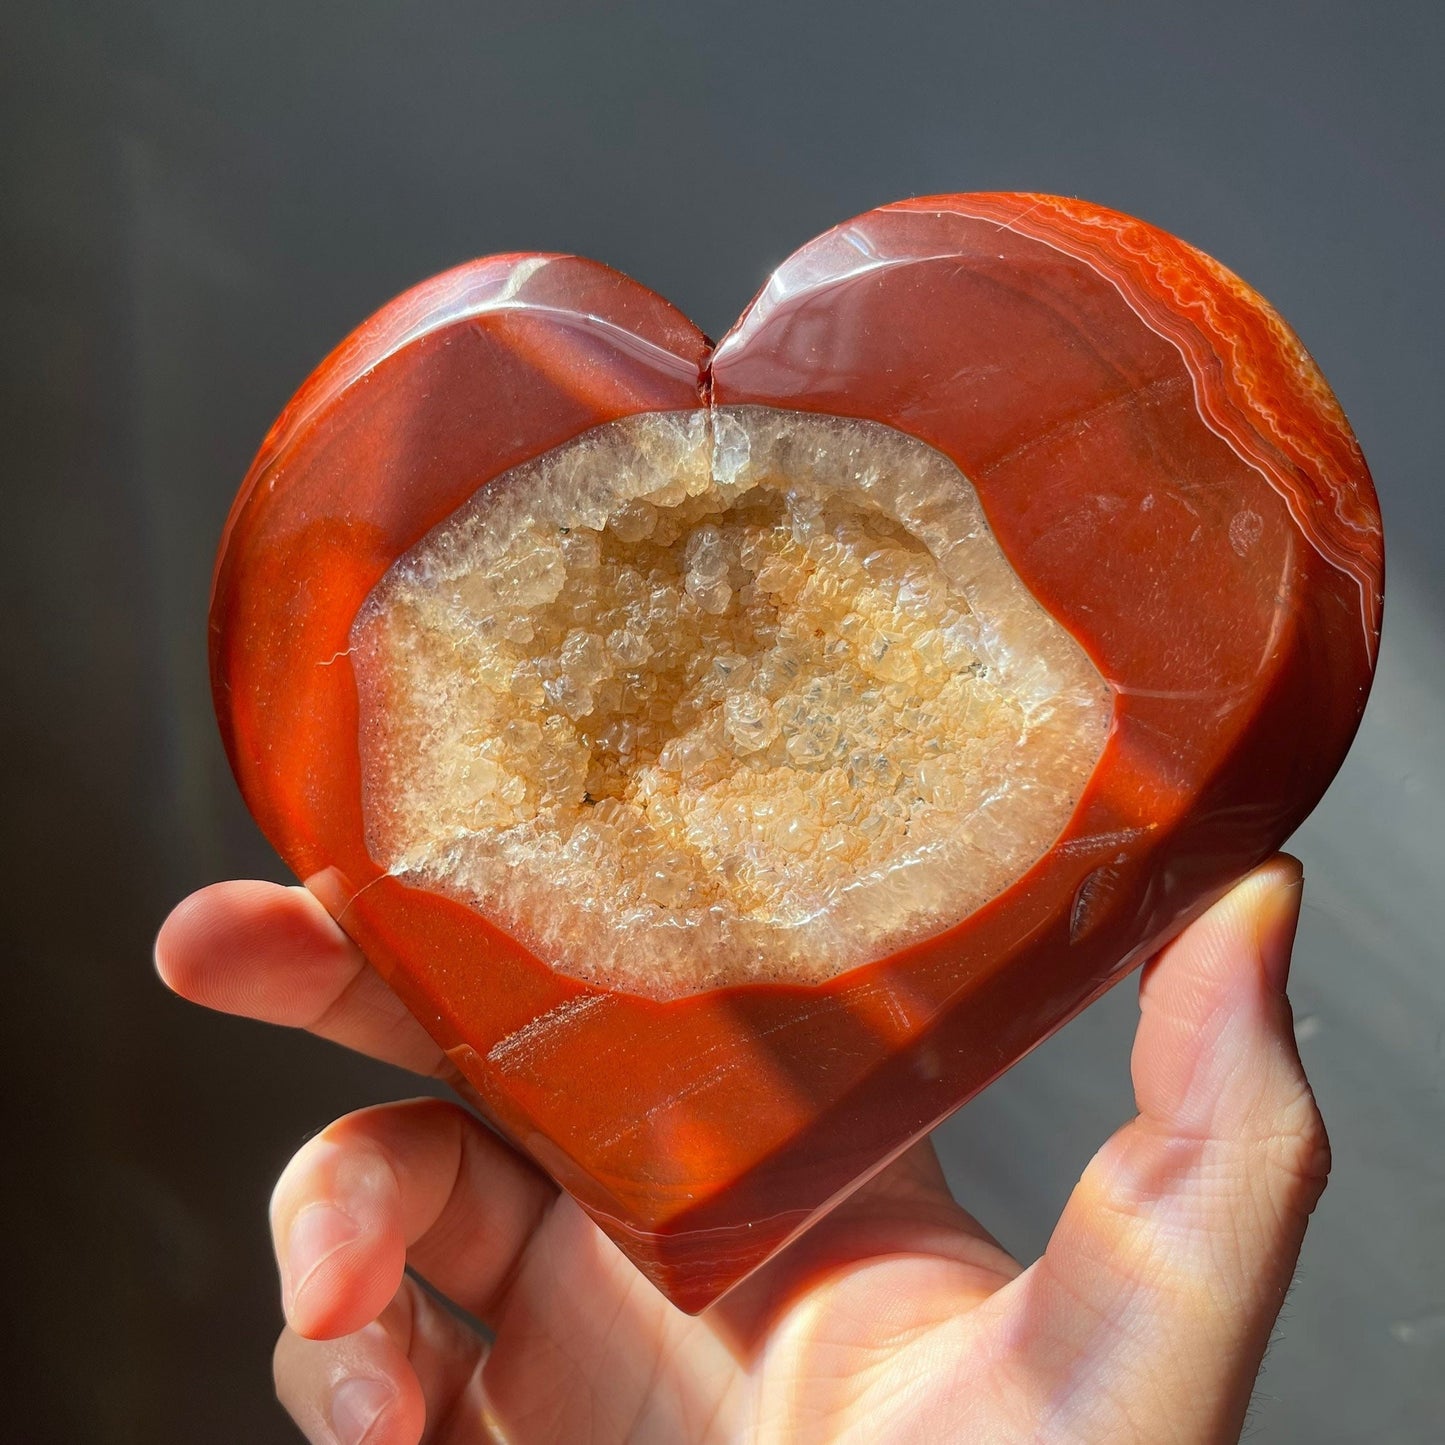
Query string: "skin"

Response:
xmin=155 ymin=856 xmax=1328 ymax=1444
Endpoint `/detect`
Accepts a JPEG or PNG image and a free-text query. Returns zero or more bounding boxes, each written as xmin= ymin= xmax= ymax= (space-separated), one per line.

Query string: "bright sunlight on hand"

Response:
xmin=156 ymin=858 xmax=1325 ymax=1445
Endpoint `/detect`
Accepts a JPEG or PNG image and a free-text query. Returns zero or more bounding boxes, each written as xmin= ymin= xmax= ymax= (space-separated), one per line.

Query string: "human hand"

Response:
xmin=156 ymin=857 xmax=1325 ymax=1444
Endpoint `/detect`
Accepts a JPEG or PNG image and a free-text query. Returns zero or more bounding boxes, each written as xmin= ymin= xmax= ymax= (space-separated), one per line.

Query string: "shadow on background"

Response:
xmin=1 ymin=3 xmax=1439 ymax=1441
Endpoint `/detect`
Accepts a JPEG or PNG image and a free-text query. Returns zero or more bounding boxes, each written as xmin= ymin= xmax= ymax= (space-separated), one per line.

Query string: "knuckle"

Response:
xmin=1259 ymin=1088 xmax=1331 ymax=1211
xmin=268 ymin=1131 xmax=334 ymax=1226
xmin=271 ymin=1327 xmax=299 ymax=1404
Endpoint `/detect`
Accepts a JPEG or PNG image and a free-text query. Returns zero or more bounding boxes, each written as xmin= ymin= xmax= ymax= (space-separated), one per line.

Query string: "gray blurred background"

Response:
xmin=1 ymin=2 xmax=1440 ymax=1440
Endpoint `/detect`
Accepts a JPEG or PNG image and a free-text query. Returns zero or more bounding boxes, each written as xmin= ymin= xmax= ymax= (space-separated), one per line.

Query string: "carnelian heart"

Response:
xmin=212 ymin=193 xmax=1382 ymax=1312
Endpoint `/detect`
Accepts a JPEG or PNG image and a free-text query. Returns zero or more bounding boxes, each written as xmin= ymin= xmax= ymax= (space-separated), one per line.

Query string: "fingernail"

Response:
xmin=284 ymin=1202 xmax=361 ymax=1315
xmin=1258 ymin=868 xmax=1304 ymax=995
xmin=330 ymin=1376 xmax=393 ymax=1445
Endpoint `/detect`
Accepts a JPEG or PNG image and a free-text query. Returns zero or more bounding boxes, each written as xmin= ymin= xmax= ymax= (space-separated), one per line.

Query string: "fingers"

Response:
xmin=271 ymin=1098 xmax=556 ymax=1340
xmin=989 ymin=858 xmax=1327 ymax=1442
xmin=155 ymin=880 xmax=447 ymax=1075
xmin=274 ymin=1277 xmax=493 ymax=1445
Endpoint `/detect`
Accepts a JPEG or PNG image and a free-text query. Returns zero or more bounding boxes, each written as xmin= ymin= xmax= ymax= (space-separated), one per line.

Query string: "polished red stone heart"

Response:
xmin=212 ymin=194 xmax=1382 ymax=1312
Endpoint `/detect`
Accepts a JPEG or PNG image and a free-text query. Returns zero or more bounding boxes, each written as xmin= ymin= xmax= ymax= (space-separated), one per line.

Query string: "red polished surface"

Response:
xmin=211 ymin=196 xmax=1382 ymax=1312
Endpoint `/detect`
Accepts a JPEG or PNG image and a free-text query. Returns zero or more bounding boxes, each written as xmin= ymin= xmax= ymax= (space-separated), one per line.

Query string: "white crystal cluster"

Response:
xmin=351 ymin=407 xmax=1111 ymax=997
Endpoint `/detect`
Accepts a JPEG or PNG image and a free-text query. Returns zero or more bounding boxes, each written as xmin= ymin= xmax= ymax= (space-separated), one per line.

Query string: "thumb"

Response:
xmin=988 ymin=858 xmax=1328 ymax=1444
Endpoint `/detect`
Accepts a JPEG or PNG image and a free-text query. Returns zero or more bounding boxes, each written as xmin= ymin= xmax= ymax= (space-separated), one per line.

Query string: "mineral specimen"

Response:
xmin=211 ymin=195 xmax=1382 ymax=1311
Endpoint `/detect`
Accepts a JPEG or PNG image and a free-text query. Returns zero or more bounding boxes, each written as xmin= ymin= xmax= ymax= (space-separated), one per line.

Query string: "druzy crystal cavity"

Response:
xmin=352 ymin=407 xmax=1112 ymax=996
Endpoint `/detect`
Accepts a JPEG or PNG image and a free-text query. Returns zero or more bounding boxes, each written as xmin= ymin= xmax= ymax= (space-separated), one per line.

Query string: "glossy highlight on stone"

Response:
xmin=211 ymin=195 xmax=1383 ymax=1312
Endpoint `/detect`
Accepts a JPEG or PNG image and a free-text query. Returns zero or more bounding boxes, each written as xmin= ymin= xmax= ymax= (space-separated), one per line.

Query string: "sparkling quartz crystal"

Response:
xmin=351 ymin=408 xmax=1111 ymax=996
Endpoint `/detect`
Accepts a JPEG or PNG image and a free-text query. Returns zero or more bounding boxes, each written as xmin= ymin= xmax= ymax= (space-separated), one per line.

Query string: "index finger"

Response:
xmin=155 ymin=880 xmax=449 ymax=1077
